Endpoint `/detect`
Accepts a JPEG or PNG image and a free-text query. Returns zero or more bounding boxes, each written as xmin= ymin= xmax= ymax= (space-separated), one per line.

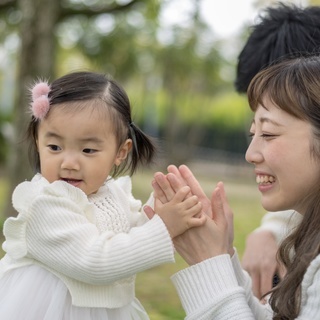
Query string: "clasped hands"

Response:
xmin=144 ymin=164 xmax=234 ymax=265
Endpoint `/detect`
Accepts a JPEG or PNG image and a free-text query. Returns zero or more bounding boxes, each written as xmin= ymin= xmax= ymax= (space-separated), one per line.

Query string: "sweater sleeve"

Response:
xmin=5 ymin=179 xmax=175 ymax=285
xmin=297 ymin=256 xmax=320 ymax=319
xmin=171 ymin=254 xmax=273 ymax=320
xmin=254 ymin=210 xmax=302 ymax=245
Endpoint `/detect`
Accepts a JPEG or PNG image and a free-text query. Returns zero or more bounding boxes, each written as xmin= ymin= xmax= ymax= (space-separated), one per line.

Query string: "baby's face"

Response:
xmin=36 ymin=105 xmax=130 ymax=195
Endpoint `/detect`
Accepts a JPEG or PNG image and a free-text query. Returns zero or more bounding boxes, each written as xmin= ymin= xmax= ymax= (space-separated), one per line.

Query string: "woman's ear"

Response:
xmin=115 ymin=139 xmax=132 ymax=166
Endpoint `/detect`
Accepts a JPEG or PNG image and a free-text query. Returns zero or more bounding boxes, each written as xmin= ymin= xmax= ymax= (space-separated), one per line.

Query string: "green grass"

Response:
xmin=0 ymin=162 xmax=264 ymax=319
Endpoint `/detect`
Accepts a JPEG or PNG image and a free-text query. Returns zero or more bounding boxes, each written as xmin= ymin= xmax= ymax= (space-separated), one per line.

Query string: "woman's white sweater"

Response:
xmin=172 ymin=251 xmax=320 ymax=319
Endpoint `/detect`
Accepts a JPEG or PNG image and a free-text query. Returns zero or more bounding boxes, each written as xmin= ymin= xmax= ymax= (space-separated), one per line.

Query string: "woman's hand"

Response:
xmin=242 ymin=230 xmax=285 ymax=298
xmin=145 ymin=165 xmax=235 ymax=262
xmin=173 ymin=182 xmax=232 ymax=265
xmin=169 ymin=165 xmax=234 ymax=256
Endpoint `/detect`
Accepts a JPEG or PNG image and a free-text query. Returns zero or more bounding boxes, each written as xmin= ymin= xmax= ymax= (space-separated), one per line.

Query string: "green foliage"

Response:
xmin=205 ymin=92 xmax=251 ymax=129
xmin=0 ymin=0 xmax=254 ymax=165
xmin=127 ymin=86 xmax=252 ymax=156
xmin=0 ymin=112 xmax=12 ymax=165
xmin=129 ymin=88 xmax=250 ymax=129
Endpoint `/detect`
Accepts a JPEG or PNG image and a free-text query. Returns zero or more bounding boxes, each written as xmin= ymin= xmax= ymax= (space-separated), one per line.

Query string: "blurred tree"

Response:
xmin=155 ymin=0 xmax=227 ymax=163
xmin=0 ymin=0 xmax=153 ymax=217
xmin=0 ymin=0 xmax=236 ymax=217
xmin=59 ymin=0 xmax=229 ymax=164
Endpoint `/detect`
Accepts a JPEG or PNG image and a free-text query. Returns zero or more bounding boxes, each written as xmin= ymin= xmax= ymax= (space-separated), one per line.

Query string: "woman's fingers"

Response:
xmin=153 ymin=172 xmax=175 ymax=202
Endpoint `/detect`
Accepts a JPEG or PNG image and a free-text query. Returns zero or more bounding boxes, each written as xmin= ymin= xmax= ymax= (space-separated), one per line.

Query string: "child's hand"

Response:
xmin=168 ymin=165 xmax=212 ymax=217
xmin=173 ymin=183 xmax=232 ymax=265
xmin=146 ymin=166 xmax=234 ymax=255
xmin=155 ymin=185 xmax=206 ymax=238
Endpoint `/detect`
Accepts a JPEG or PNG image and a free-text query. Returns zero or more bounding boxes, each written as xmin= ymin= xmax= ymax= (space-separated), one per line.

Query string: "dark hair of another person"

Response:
xmin=247 ymin=55 xmax=320 ymax=320
xmin=27 ymin=71 xmax=156 ymax=177
xmin=235 ymin=3 xmax=320 ymax=93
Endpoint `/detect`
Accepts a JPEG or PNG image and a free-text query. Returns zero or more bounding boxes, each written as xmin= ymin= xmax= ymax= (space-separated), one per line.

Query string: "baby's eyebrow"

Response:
xmin=79 ymin=137 xmax=104 ymax=144
xmin=44 ymin=131 xmax=62 ymax=139
xmin=44 ymin=132 xmax=104 ymax=144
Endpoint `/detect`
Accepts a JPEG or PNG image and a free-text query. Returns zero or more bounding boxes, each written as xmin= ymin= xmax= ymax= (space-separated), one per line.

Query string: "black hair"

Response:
xmin=27 ymin=71 xmax=156 ymax=177
xmin=235 ymin=3 xmax=320 ymax=93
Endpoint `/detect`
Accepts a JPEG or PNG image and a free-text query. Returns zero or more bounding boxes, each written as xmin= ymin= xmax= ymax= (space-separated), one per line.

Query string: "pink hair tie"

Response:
xmin=30 ymin=81 xmax=51 ymax=120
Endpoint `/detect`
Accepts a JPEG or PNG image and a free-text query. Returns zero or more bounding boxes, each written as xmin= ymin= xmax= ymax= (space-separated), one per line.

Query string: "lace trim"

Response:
xmin=93 ymin=191 xmax=130 ymax=234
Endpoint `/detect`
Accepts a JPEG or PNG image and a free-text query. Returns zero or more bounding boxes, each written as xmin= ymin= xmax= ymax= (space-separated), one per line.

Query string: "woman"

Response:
xmin=150 ymin=55 xmax=320 ymax=319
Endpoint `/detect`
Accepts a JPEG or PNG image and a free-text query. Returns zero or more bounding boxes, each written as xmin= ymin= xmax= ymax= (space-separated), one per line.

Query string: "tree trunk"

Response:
xmin=4 ymin=0 xmax=60 ymax=217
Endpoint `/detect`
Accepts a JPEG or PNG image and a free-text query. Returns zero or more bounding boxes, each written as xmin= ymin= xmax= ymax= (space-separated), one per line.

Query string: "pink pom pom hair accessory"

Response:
xmin=30 ymin=81 xmax=51 ymax=120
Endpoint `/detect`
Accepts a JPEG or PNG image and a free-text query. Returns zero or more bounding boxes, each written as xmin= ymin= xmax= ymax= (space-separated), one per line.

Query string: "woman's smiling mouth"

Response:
xmin=256 ymin=175 xmax=275 ymax=184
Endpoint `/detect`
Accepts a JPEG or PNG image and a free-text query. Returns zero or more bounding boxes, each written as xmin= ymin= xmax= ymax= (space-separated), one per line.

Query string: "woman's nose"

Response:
xmin=245 ymin=138 xmax=263 ymax=164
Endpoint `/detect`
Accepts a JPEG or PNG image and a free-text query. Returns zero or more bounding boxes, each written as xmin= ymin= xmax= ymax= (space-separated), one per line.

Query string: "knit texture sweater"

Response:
xmin=172 ymin=251 xmax=320 ymax=319
xmin=254 ymin=210 xmax=302 ymax=245
xmin=0 ymin=174 xmax=175 ymax=308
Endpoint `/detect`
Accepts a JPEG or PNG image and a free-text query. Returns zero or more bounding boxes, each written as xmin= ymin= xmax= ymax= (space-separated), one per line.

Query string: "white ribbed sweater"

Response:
xmin=172 ymin=251 xmax=320 ymax=319
xmin=0 ymin=174 xmax=175 ymax=308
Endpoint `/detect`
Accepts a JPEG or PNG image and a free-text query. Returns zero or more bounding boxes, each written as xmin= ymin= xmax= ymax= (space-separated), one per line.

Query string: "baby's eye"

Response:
xmin=83 ymin=148 xmax=97 ymax=154
xmin=48 ymin=144 xmax=61 ymax=151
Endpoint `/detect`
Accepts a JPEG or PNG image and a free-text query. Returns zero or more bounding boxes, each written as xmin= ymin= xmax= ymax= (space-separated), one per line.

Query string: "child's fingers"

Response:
xmin=172 ymin=185 xmax=191 ymax=202
xmin=187 ymin=214 xmax=207 ymax=228
xmin=182 ymin=194 xmax=200 ymax=209
xmin=154 ymin=172 xmax=175 ymax=201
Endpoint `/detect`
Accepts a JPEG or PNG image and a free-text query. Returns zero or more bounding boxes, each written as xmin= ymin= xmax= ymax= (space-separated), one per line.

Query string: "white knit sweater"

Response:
xmin=0 ymin=174 xmax=175 ymax=308
xmin=254 ymin=210 xmax=302 ymax=245
xmin=172 ymin=251 xmax=320 ymax=319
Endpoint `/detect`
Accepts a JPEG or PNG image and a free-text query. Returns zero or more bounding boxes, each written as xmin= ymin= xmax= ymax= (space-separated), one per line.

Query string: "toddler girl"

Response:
xmin=0 ymin=71 xmax=204 ymax=319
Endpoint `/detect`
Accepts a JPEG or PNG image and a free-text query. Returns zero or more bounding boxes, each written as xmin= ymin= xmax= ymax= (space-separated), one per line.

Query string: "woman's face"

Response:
xmin=245 ymin=99 xmax=320 ymax=214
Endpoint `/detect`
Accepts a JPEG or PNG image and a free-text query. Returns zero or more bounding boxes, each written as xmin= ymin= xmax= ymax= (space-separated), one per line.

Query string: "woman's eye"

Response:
xmin=83 ymin=148 xmax=97 ymax=154
xmin=260 ymin=133 xmax=276 ymax=138
xmin=48 ymin=144 xmax=61 ymax=151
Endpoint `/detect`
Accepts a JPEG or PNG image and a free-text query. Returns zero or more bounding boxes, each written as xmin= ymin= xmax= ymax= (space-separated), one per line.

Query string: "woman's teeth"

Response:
xmin=256 ymin=175 xmax=275 ymax=184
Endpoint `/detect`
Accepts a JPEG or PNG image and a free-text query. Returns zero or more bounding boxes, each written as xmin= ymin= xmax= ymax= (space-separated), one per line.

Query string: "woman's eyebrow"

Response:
xmin=258 ymin=116 xmax=284 ymax=127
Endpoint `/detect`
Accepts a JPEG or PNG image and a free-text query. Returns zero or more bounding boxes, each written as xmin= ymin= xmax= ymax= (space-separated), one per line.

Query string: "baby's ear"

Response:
xmin=115 ymin=139 xmax=132 ymax=166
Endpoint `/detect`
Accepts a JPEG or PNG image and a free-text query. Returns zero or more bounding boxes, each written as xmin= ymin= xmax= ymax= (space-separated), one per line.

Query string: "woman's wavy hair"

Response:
xmin=27 ymin=71 xmax=156 ymax=177
xmin=247 ymin=54 xmax=320 ymax=319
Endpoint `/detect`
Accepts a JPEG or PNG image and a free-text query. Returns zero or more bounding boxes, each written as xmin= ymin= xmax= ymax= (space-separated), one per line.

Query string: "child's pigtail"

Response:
xmin=128 ymin=122 xmax=156 ymax=175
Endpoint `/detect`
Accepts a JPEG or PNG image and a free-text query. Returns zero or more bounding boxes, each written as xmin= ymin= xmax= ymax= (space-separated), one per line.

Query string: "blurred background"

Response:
xmin=0 ymin=0 xmax=318 ymax=318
